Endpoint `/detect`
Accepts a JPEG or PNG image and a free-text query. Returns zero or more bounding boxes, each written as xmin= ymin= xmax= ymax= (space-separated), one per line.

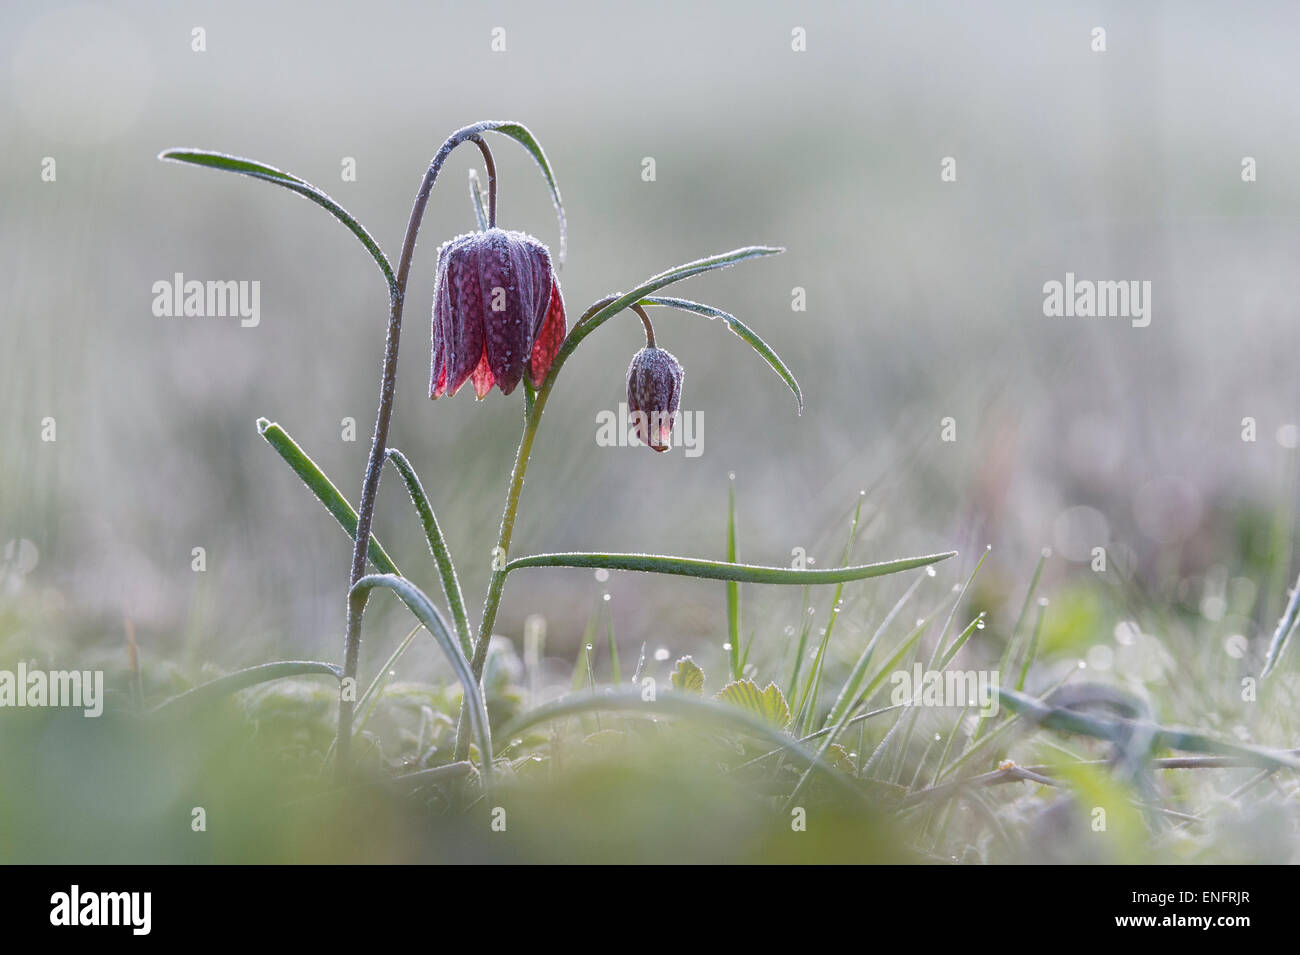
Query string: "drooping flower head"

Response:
xmin=431 ymin=227 xmax=566 ymax=399
xmin=626 ymin=345 xmax=684 ymax=452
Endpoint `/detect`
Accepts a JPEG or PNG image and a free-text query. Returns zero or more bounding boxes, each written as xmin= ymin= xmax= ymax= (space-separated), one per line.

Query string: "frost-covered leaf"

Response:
xmin=715 ymin=679 xmax=791 ymax=729
xmin=671 ymin=656 xmax=705 ymax=693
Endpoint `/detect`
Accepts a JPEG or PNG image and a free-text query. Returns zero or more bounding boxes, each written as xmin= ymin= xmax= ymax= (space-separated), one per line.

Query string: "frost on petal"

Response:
xmin=528 ymin=280 xmax=567 ymax=388
xmin=477 ymin=229 xmax=532 ymax=395
xmin=436 ymin=234 xmax=486 ymax=397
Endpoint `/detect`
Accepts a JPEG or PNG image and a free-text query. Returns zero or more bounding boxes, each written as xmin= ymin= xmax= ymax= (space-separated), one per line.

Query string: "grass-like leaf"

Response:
xmin=495 ymin=689 xmax=867 ymax=805
xmin=997 ymin=686 xmax=1300 ymax=772
xmin=504 ymin=550 xmax=955 ymax=584
xmin=557 ymin=247 xmax=785 ymax=366
xmin=151 ymin=661 xmax=342 ymax=718
xmin=641 ymin=296 xmax=803 ymax=414
xmin=350 ymin=574 xmax=493 ymax=780
xmin=726 ymin=480 xmax=741 ymax=680
xmin=467 ymin=168 xmax=490 ymax=232
xmin=385 ymin=449 xmax=472 ymax=657
xmin=158 ymin=149 xmax=396 ymax=297
xmin=257 ymin=418 xmax=400 ymax=575
xmin=1262 ymin=569 xmax=1300 ymax=677
xmin=825 ymin=571 xmax=928 ymax=727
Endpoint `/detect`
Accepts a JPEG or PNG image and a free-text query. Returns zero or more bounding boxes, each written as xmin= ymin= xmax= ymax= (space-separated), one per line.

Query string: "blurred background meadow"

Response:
xmin=3 ymin=1 xmax=1300 ymax=863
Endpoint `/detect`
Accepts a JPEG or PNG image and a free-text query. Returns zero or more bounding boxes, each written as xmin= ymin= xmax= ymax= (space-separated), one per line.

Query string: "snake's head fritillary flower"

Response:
xmin=625 ymin=346 xmax=684 ymax=452
xmin=430 ymin=227 xmax=565 ymax=399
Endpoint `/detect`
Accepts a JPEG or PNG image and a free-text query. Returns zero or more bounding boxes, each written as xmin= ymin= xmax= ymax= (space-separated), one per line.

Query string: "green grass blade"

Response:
xmin=504 ymin=550 xmax=955 ymax=584
xmin=467 ymin=168 xmax=490 ymax=232
xmin=927 ymin=546 xmax=989 ymax=669
xmin=1262 ymin=569 xmax=1300 ymax=677
xmin=158 ymin=149 xmax=396 ymax=297
xmin=605 ymin=601 xmax=621 ymax=685
xmin=640 ymin=296 xmax=803 ymax=414
xmin=826 ymin=570 xmax=927 ymax=727
xmin=354 ymin=622 xmax=423 ymax=731
xmin=726 ymin=479 xmax=741 ymax=680
xmin=351 ymin=574 xmax=492 ymax=779
xmin=937 ymin=613 xmax=986 ymax=671
xmin=150 ymin=661 xmax=342 ymax=718
xmin=1016 ymin=599 xmax=1047 ymax=691
xmin=256 ymin=418 xmax=400 ymax=575
xmin=795 ymin=496 xmax=865 ymax=733
xmin=784 ymin=586 xmax=814 ymax=701
xmin=495 ymin=689 xmax=867 ymax=805
xmin=385 ymin=449 xmax=472 ymax=657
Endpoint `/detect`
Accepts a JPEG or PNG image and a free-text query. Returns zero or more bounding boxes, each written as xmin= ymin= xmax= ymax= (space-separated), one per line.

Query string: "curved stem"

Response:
xmin=336 ymin=125 xmax=502 ymax=780
xmin=631 ymin=303 xmax=656 ymax=348
xmin=467 ymin=134 xmax=497 ymax=229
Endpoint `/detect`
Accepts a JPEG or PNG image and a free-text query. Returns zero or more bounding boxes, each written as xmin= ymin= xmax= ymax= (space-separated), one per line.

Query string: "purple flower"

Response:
xmin=626 ymin=346 xmax=684 ymax=452
xmin=431 ymin=227 xmax=566 ymax=399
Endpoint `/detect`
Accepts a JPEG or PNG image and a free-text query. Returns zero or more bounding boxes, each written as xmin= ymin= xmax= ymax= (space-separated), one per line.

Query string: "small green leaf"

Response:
xmin=715 ymin=679 xmax=791 ymax=729
xmin=159 ymin=149 xmax=396 ymax=297
xmin=823 ymin=742 xmax=856 ymax=774
xmin=257 ymin=418 xmax=400 ymax=575
xmin=641 ymin=296 xmax=803 ymax=414
xmin=671 ymin=656 xmax=705 ymax=693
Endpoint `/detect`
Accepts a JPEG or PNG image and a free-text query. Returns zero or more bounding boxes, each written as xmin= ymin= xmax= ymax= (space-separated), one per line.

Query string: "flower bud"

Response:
xmin=431 ymin=227 xmax=565 ymax=399
xmin=625 ymin=346 xmax=684 ymax=452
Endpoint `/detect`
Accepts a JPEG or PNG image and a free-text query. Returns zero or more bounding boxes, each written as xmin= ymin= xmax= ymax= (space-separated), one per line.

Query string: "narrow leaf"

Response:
xmin=559 ymin=247 xmax=785 ymax=363
xmin=505 ymin=550 xmax=955 ymax=585
xmin=159 ymin=149 xmax=396 ymax=297
xmin=641 ymin=296 xmax=803 ymax=414
xmin=1262 ymin=569 xmax=1300 ymax=677
xmin=726 ymin=479 xmax=741 ymax=680
xmin=351 ymin=574 xmax=493 ymax=779
xmin=495 ymin=689 xmax=866 ymax=804
xmin=467 ymin=168 xmax=490 ymax=232
xmin=385 ymin=449 xmax=472 ymax=656
xmin=257 ymin=419 xmax=400 ymax=575
xmin=151 ymin=661 xmax=342 ymax=718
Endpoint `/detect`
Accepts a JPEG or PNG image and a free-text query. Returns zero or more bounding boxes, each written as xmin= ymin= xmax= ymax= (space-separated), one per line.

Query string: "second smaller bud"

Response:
xmin=626 ymin=346 xmax=684 ymax=452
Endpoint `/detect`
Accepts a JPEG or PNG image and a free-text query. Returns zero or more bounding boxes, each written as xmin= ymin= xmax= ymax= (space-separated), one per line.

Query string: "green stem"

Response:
xmin=452 ymin=296 xmax=618 ymax=759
